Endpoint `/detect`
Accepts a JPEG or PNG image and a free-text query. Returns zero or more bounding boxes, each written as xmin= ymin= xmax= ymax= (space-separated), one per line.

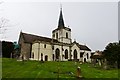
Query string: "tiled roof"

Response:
xmin=21 ymin=32 xmax=58 ymax=43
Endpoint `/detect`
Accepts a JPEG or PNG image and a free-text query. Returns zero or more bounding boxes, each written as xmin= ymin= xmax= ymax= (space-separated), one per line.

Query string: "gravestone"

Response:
xmin=76 ymin=66 xmax=82 ymax=78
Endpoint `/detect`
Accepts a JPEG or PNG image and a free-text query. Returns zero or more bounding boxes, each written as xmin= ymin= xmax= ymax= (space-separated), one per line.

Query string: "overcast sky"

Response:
xmin=0 ymin=0 xmax=118 ymax=51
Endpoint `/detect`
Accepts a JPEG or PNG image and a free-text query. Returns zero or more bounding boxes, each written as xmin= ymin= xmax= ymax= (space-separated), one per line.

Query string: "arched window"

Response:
xmin=73 ymin=49 xmax=77 ymax=60
xmin=65 ymin=49 xmax=68 ymax=59
xmin=55 ymin=48 xmax=60 ymax=59
xmin=66 ymin=32 xmax=68 ymax=38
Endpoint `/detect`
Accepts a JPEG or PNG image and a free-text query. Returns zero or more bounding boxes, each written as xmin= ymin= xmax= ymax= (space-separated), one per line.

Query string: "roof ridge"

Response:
xmin=21 ymin=32 xmax=51 ymax=39
xmin=20 ymin=32 xmax=58 ymax=43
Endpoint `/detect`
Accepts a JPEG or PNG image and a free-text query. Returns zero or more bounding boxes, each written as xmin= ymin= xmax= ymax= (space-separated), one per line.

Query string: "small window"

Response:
xmin=56 ymin=33 xmax=58 ymax=39
xmin=44 ymin=44 xmax=46 ymax=48
xmin=66 ymin=32 xmax=68 ymax=38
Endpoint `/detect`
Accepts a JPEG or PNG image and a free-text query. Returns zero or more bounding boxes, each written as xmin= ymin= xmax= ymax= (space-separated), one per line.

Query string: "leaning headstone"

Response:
xmin=98 ymin=60 xmax=102 ymax=67
xmin=103 ymin=59 xmax=108 ymax=70
xmin=93 ymin=59 xmax=96 ymax=67
xmin=76 ymin=66 xmax=82 ymax=78
xmin=79 ymin=61 xmax=83 ymax=65
xmin=17 ymin=55 xmax=23 ymax=61
xmin=75 ymin=62 xmax=77 ymax=65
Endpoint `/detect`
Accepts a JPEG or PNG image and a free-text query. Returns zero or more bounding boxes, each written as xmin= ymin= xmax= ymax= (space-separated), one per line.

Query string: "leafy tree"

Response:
xmin=2 ymin=41 xmax=14 ymax=58
xmin=103 ymin=41 xmax=120 ymax=68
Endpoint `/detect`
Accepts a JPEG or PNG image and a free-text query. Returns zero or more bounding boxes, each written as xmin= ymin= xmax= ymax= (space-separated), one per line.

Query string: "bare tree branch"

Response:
xmin=0 ymin=18 xmax=9 ymax=34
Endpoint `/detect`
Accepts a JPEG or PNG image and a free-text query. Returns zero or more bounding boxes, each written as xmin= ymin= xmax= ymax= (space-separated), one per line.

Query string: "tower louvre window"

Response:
xmin=56 ymin=33 xmax=58 ymax=39
xmin=66 ymin=32 xmax=68 ymax=38
xmin=44 ymin=44 xmax=46 ymax=48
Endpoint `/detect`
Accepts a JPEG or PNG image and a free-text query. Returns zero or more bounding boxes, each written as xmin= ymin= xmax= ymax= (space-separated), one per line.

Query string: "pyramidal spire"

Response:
xmin=58 ymin=4 xmax=65 ymax=28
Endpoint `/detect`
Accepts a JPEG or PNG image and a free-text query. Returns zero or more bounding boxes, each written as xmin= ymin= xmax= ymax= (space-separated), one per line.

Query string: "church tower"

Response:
xmin=52 ymin=7 xmax=72 ymax=44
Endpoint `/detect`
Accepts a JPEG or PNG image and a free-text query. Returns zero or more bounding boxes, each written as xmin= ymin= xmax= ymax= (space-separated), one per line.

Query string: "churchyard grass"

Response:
xmin=2 ymin=58 xmax=119 ymax=78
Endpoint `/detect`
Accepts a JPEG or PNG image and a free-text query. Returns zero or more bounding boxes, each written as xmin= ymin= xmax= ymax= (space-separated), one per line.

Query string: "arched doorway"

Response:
xmin=65 ymin=49 xmax=68 ymax=59
xmin=55 ymin=48 xmax=60 ymax=60
xmin=45 ymin=55 xmax=48 ymax=61
xmin=84 ymin=58 xmax=86 ymax=62
xmin=73 ymin=49 xmax=77 ymax=60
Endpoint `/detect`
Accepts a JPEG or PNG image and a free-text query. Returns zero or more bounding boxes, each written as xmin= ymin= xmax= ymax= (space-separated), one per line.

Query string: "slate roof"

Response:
xmin=20 ymin=32 xmax=58 ymax=43
xmin=20 ymin=32 xmax=91 ymax=51
xmin=58 ymin=8 xmax=65 ymax=28
xmin=73 ymin=41 xmax=91 ymax=51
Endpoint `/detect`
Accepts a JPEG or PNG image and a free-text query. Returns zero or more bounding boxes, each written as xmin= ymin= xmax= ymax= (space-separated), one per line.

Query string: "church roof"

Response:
xmin=20 ymin=32 xmax=58 ymax=43
xmin=72 ymin=41 xmax=91 ymax=51
xmin=58 ymin=8 xmax=65 ymax=28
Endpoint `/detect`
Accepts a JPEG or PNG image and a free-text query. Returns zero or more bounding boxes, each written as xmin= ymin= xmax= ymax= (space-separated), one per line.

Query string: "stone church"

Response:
xmin=18 ymin=8 xmax=92 ymax=62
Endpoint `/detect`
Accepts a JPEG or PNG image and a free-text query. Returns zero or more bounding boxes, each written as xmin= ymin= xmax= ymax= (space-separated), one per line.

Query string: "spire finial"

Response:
xmin=58 ymin=4 xmax=65 ymax=28
xmin=60 ymin=3 xmax=62 ymax=11
xmin=74 ymin=39 xmax=76 ymax=42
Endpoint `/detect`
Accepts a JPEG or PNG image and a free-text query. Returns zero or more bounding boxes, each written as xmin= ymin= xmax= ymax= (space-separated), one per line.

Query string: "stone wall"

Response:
xmin=19 ymin=34 xmax=31 ymax=60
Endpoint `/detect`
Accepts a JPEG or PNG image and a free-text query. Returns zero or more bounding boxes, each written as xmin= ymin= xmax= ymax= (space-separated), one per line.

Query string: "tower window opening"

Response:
xmin=56 ymin=33 xmax=58 ymax=39
xmin=66 ymin=32 xmax=68 ymax=38
xmin=44 ymin=44 xmax=46 ymax=48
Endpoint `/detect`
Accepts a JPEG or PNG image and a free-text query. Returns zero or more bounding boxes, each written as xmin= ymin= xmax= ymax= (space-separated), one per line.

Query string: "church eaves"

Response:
xmin=19 ymin=32 xmax=58 ymax=43
xmin=72 ymin=41 xmax=91 ymax=51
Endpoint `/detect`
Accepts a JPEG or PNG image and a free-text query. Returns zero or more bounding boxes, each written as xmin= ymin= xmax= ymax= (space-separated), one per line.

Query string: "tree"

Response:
xmin=0 ymin=18 xmax=9 ymax=39
xmin=2 ymin=41 xmax=14 ymax=58
xmin=103 ymin=42 xmax=120 ymax=68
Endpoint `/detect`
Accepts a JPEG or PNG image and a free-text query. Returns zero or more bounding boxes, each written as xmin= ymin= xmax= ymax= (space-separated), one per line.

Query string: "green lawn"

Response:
xmin=2 ymin=58 xmax=119 ymax=79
